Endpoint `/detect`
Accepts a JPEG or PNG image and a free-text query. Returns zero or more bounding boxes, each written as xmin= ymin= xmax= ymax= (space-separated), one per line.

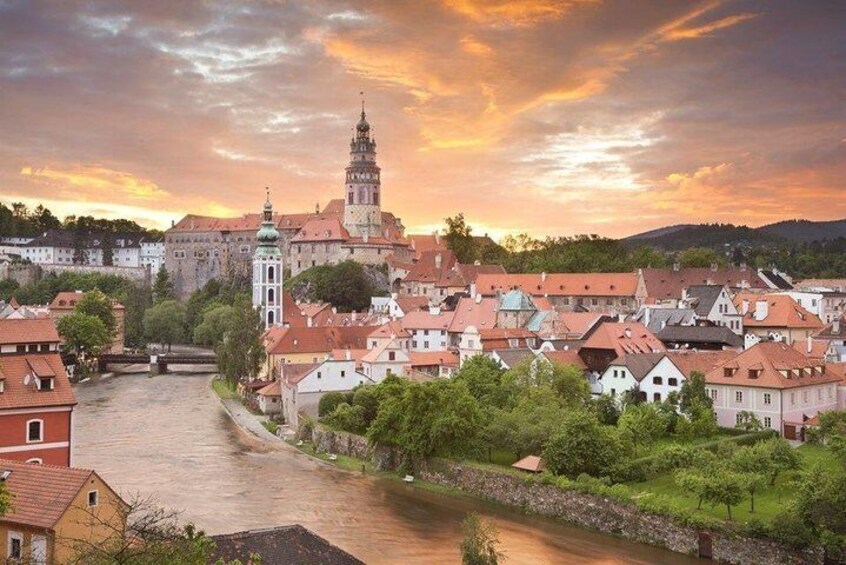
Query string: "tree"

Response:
xmin=758 ymin=437 xmax=800 ymax=486
xmin=153 ymin=266 xmax=175 ymax=304
xmin=324 ymin=403 xmax=367 ymax=435
xmin=143 ymin=300 xmax=186 ymax=352
xmin=310 ymin=261 xmax=373 ymax=312
xmin=734 ymin=410 xmax=763 ymax=432
xmin=543 ymin=411 xmax=624 ymax=478
xmin=215 ymin=301 xmax=265 ymax=386
xmin=56 ymin=313 xmax=111 ymax=355
xmin=460 ymin=512 xmax=502 ymax=565
xmin=453 ymin=355 xmax=508 ymax=408
xmin=675 ymin=468 xmax=708 ymax=510
xmin=702 ymin=469 xmax=745 ymax=520
xmin=793 ymin=465 xmax=846 ymax=537
xmin=121 ymin=284 xmax=153 ymax=349
xmin=192 ymin=305 xmax=238 ymax=346
xmin=675 ymin=371 xmax=718 ymax=439
xmin=731 ymin=445 xmax=772 ymax=513
xmin=444 ymin=213 xmax=477 ymax=263
xmin=319 ymin=391 xmax=348 ymax=417
xmin=678 ymin=247 xmax=725 ymax=268
xmin=618 ymin=403 xmax=669 ymax=450
xmin=591 ymin=394 xmax=620 ymax=425
xmin=74 ymin=289 xmax=117 ymax=335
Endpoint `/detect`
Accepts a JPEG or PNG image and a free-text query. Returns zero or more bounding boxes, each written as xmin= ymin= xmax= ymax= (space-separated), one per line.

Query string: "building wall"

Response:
xmin=546 ymin=295 xmax=636 ymax=315
xmin=597 ymin=366 xmax=638 ymax=398
xmin=640 ymin=357 xmax=685 ymax=403
xmin=409 ymin=329 xmax=448 ymax=352
xmin=0 ymin=523 xmax=49 ymax=564
xmin=0 ymin=409 xmax=72 ymax=466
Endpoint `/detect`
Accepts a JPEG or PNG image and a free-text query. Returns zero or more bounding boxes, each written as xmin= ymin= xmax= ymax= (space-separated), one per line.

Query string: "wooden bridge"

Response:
xmin=97 ymin=353 xmax=218 ymax=374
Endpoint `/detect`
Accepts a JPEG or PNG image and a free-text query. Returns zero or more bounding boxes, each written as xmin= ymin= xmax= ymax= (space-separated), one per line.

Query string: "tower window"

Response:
xmin=268 ymin=266 xmax=275 ymax=282
xmin=348 ymin=192 xmax=354 ymax=205
xmin=268 ymin=288 xmax=275 ymax=304
xmin=373 ymin=191 xmax=379 ymax=205
xmin=268 ymin=310 xmax=275 ymax=325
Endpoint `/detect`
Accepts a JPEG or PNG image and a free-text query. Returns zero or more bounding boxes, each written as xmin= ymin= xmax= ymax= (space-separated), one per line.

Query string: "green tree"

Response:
xmin=121 ymin=284 xmax=153 ymax=349
xmin=793 ymin=465 xmax=846 ymax=537
xmin=153 ymin=266 xmax=175 ymax=303
xmin=702 ymin=469 xmax=745 ymax=520
xmin=460 ymin=512 xmax=502 ymax=565
xmin=143 ymin=300 xmax=186 ymax=352
xmin=453 ymin=354 xmax=508 ymax=408
xmin=758 ymin=438 xmax=800 ymax=486
xmin=215 ymin=302 xmax=265 ymax=387
xmin=56 ymin=313 xmax=111 ymax=355
xmin=444 ymin=213 xmax=477 ymax=263
xmin=192 ymin=305 xmax=238 ymax=346
xmin=319 ymin=391 xmax=348 ymax=417
xmin=312 ymin=261 xmax=373 ymax=312
xmin=351 ymin=385 xmax=380 ymax=427
xmin=591 ymin=394 xmax=621 ymax=425
xmin=74 ymin=289 xmax=117 ymax=335
xmin=618 ymin=403 xmax=669 ymax=450
xmin=543 ymin=411 xmax=624 ymax=478
xmin=678 ymin=247 xmax=725 ymax=268
xmin=734 ymin=410 xmax=763 ymax=432
xmin=324 ymin=403 xmax=367 ymax=435
xmin=731 ymin=445 xmax=772 ymax=513
xmin=675 ymin=468 xmax=709 ymax=510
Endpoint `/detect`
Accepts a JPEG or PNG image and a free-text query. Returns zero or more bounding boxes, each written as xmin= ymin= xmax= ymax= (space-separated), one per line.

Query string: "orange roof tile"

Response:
xmin=734 ymin=293 xmax=823 ymax=330
xmin=582 ymin=322 xmax=665 ymax=356
xmin=641 ymin=266 xmax=765 ymax=300
xmin=475 ymin=272 xmax=639 ymax=297
xmin=407 ymin=351 xmax=459 ymax=367
xmin=0 ymin=353 xmax=76 ymax=410
xmin=0 ymin=319 xmax=60 ymax=345
xmin=404 ymin=250 xmax=457 ymax=283
xmin=543 ymin=349 xmax=588 ymax=370
xmin=401 ymin=310 xmax=455 ymax=331
xmin=666 ymin=350 xmax=739 ymax=377
xmin=448 ymin=297 xmax=498 ymax=333
xmin=257 ymin=381 xmax=281 ymax=397
xmin=368 ymin=321 xmax=410 ymax=339
xmin=291 ymin=217 xmax=349 ymax=243
xmin=394 ymin=296 xmax=429 ymax=314
xmin=265 ymin=326 xmax=373 ymax=355
xmin=705 ymin=342 xmax=841 ymax=389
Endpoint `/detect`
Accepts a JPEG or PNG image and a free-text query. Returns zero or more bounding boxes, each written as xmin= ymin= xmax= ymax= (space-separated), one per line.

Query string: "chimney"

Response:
xmin=434 ymin=253 xmax=442 ymax=269
xmin=807 ymin=335 xmax=813 ymax=354
xmin=661 ymin=320 xmax=667 ymax=330
xmin=742 ymin=299 xmax=750 ymax=315
xmin=434 ymin=232 xmax=440 ymax=245
xmin=541 ymin=272 xmax=547 ymax=282
xmin=171 ymin=220 xmax=175 ymax=228
xmin=624 ymin=327 xmax=632 ymax=339
xmin=673 ymin=262 xmax=680 ymax=272
xmin=345 ymin=348 xmax=351 ymax=360
xmin=469 ymin=282 xmax=477 ymax=298
xmin=307 ymin=317 xmax=313 ymax=328
xmin=754 ymin=299 xmax=769 ymax=321
xmin=475 ymin=293 xmax=482 ymax=304
xmin=429 ymin=306 xmax=441 ymax=315
xmin=711 ymin=263 xmax=718 ymax=272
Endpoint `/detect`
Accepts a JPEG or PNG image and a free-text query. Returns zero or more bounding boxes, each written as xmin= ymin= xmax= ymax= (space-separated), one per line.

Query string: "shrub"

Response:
xmin=769 ymin=510 xmax=815 ymax=548
xmin=543 ymin=411 xmax=624 ymax=478
xmin=318 ymin=392 xmax=347 ymax=417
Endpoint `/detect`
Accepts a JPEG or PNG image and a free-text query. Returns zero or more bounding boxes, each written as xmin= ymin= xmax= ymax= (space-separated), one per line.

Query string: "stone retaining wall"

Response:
xmin=302 ymin=424 xmax=826 ymax=565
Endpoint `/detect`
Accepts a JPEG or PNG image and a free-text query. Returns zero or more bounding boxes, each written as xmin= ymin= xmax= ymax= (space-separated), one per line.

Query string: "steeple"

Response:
xmin=253 ymin=189 xmax=283 ymax=328
xmin=255 ymin=187 xmax=280 ymax=254
xmin=344 ymin=97 xmax=382 ymax=237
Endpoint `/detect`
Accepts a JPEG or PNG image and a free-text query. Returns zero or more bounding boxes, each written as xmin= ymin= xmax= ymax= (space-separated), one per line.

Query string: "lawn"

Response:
xmin=211 ymin=378 xmax=239 ymax=400
xmin=627 ymin=442 xmax=839 ymax=524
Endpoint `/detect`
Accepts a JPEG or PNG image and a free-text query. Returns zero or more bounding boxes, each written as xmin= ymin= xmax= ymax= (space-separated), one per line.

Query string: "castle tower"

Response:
xmin=252 ymin=190 xmax=283 ymax=328
xmin=343 ymin=101 xmax=382 ymax=238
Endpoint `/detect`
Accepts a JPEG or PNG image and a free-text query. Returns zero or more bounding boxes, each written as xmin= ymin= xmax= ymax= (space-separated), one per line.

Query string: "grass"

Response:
xmin=627 ymin=442 xmax=840 ymax=524
xmin=211 ymin=378 xmax=239 ymax=400
xmin=262 ymin=420 xmax=279 ymax=435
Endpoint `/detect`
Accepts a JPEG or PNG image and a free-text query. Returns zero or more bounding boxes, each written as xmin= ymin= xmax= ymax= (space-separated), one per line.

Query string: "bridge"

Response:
xmin=97 ymin=353 xmax=218 ymax=374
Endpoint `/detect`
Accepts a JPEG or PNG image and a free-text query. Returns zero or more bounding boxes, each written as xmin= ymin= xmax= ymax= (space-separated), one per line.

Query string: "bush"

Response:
xmin=318 ymin=392 xmax=347 ymax=417
xmin=544 ymin=411 xmax=624 ymax=478
xmin=324 ymin=403 xmax=367 ymax=435
xmin=769 ymin=510 xmax=815 ymax=548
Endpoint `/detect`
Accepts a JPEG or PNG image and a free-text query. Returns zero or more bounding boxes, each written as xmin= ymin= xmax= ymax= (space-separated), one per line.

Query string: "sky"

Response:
xmin=0 ymin=0 xmax=844 ymax=240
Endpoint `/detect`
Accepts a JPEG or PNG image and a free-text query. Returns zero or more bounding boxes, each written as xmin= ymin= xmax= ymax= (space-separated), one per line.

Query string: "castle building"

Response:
xmin=165 ymin=103 xmax=413 ymax=298
xmin=252 ymin=192 xmax=283 ymax=328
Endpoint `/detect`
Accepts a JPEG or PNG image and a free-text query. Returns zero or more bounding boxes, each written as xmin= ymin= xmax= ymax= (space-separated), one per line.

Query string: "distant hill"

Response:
xmin=624 ymin=219 xmax=846 ymax=250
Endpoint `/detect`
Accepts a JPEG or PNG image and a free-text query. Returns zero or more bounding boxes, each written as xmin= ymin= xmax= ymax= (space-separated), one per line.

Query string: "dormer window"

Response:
xmin=748 ymin=369 xmax=760 ymax=379
xmin=724 ymin=367 xmax=735 ymax=378
xmin=38 ymin=377 xmax=54 ymax=391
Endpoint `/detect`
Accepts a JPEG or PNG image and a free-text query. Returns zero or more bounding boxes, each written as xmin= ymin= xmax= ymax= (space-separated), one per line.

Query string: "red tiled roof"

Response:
xmin=257 ymin=381 xmax=281 ymax=397
xmin=582 ymin=322 xmax=665 ymax=356
xmin=512 ymin=455 xmax=545 ymax=473
xmin=291 ymin=217 xmax=350 ymax=242
xmin=407 ymin=351 xmax=459 ymax=367
xmin=404 ymin=250 xmax=457 ymax=283
xmin=543 ymin=349 xmax=588 ymax=370
xmin=394 ymin=296 xmax=428 ymax=314
xmin=556 ymin=312 xmax=605 ymax=337
xmin=793 ymin=338 xmax=831 ymax=360
xmin=49 ymin=291 xmax=124 ymax=311
xmin=641 ymin=266 xmax=765 ymax=301
xmin=475 ymin=272 xmax=639 ymax=297
xmin=281 ymin=363 xmax=320 ymax=385
xmin=436 ymin=263 xmax=505 ymax=288
xmin=705 ymin=342 xmax=841 ymax=389
xmin=0 ymin=353 xmax=76 ymax=410
xmin=666 ymin=350 xmax=739 ymax=377
xmin=448 ymin=297 xmax=497 ymax=333
xmin=0 ymin=459 xmax=95 ymax=529
xmin=734 ymin=293 xmax=823 ymax=330
xmin=368 ymin=321 xmax=410 ymax=339
xmin=0 ymin=319 xmax=60 ymax=345
xmin=282 ymin=292 xmax=308 ymax=328
xmin=265 ymin=326 xmax=373 ymax=355
xmin=401 ymin=310 xmax=455 ymax=331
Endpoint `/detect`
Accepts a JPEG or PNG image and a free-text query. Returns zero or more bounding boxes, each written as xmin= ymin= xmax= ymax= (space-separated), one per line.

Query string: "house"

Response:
xmin=491 ymin=348 xmax=534 ymax=370
xmin=279 ymin=359 xmax=370 ymax=429
xmin=48 ymin=291 xmax=125 ymax=354
xmin=210 ymin=525 xmax=363 ymax=565
xmin=780 ymin=290 xmax=846 ymax=324
xmin=666 ymin=350 xmax=739 ymax=380
xmin=446 ymin=295 xmax=498 ymax=345
xmin=703 ymin=342 xmax=842 ymax=437
xmin=533 ymin=311 xmax=609 ymax=340
xmin=635 ymin=307 xmax=696 ymax=333
xmin=401 ymin=308 xmax=454 ymax=352
xmin=262 ymin=326 xmax=373 ymax=377
xmin=366 ymin=320 xmax=410 ymax=351
xmin=655 ymin=325 xmax=744 ymax=350
xmin=385 ymin=294 xmax=429 ymax=318
xmin=399 ymin=250 xmax=504 ymax=303
xmin=578 ymin=322 xmax=665 ymax=373
xmin=0 ymin=319 xmax=76 ymax=466
xmin=639 ymin=265 xmax=766 ymax=305
xmin=361 ymin=337 xmax=410 ymax=382
xmin=0 ymin=459 xmax=128 ymax=564
xmin=256 ymin=381 xmax=281 ymax=415
xmin=734 ymin=292 xmax=823 ymax=345
xmin=683 ymin=285 xmax=743 ymax=335
xmin=458 ymin=327 xmax=538 ymax=365
xmin=473 ymin=272 xmax=643 ymax=314
xmin=597 ymin=352 xmax=685 ymax=402
xmin=406 ymin=351 xmax=459 ymax=379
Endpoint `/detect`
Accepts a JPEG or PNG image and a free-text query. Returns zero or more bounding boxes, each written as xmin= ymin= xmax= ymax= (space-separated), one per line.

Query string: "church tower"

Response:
xmin=252 ymin=190 xmax=283 ymax=328
xmin=343 ymin=102 xmax=382 ymax=238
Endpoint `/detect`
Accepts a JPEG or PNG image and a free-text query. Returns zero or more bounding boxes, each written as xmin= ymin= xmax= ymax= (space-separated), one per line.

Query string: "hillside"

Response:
xmin=624 ymin=219 xmax=846 ymax=250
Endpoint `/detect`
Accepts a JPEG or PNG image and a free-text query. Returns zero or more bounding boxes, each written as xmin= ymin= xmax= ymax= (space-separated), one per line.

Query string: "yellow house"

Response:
xmin=0 ymin=459 xmax=128 ymax=564
xmin=262 ymin=326 xmax=372 ymax=379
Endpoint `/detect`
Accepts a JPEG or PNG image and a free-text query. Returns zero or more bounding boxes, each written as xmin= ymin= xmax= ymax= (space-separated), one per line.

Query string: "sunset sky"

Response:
xmin=1 ymin=1 xmax=844 ymax=240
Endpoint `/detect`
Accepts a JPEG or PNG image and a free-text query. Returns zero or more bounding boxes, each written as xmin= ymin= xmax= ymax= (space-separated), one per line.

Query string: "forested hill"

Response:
xmin=624 ymin=219 xmax=846 ymax=250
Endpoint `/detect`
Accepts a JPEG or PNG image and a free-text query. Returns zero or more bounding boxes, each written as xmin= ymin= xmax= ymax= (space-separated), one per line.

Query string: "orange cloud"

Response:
xmin=443 ymin=0 xmax=596 ymax=27
xmin=663 ymin=13 xmax=758 ymax=41
xmin=20 ymin=164 xmax=169 ymax=200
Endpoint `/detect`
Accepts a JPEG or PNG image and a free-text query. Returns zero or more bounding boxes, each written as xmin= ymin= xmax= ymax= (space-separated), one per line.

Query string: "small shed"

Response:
xmin=511 ymin=455 xmax=545 ymax=473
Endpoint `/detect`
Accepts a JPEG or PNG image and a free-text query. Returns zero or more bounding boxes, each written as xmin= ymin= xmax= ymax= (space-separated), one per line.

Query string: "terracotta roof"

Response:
xmin=401 ymin=310 xmax=455 ymax=331
xmin=257 ymin=381 xmax=281 ymax=397
xmin=705 ymin=342 xmax=841 ymax=389
xmin=394 ymin=296 xmax=429 ymax=314
xmin=329 ymin=349 xmax=369 ymax=367
xmin=404 ymin=250 xmax=457 ymax=283
xmin=49 ymin=291 xmax=124 ymax=312
xmin=0 ymin=459 xmax=95 ymax=529
xmin=542 ymin=349 xmax=588 ymax=370
xmin=0 ymin=319 xmax=60 ymax=345
xmin=641 ymin=267 xmax=765 ymax=301
xmin=666 ymin=350 xmax=739 ymax=377
xmin=475 ymin=272 xmax=639 ymax=297
xmin=407 ymin=351 xmax=459 ymax=367
xmin=447 ymin=297 xmax=497 ymax=333
xmin=0 ymin=353 xmax=76 ymax=410
xmin=555 ymin=312 xmax=604 ymax=337
xmin=210 ymin=525 xmax=364 ymax=565
xmin=734 ymin=292 xmax=823 ymax=329
xmin=477 ymin=327 xmax=537 ymax=351
xmin=282 ymin=292 xmax=309 ymax=328
xmin=292 ymin=217 xmax=350 ymax=243
xmin=581 ymin=322 xmax=665 ymax=356
xmin=265 ymin=326 xmax=373 ymax=355
xmin=281 ymin=363 xmax=321 ymax=385
xmin=493 ymin=348 xmax=534 ymax=368
xmin=816 ymin=316 xmax=846 ymax=340
xmin=792 ymin=338 xmax=832 ymax=360
xmin=436 ymin=263 xmax=505 ymax=289
xmin=408 ymin=234 xmax=448 ymax=257
xmin=512 ymin=455 xmax=545 ymax=473
xmin=368 ymin=321 xmax=410 ymax=339
xmin=300 ymin=303 xmax=331 ymax=319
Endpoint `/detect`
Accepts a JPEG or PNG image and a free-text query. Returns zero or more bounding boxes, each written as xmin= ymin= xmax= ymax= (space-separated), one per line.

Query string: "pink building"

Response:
xmin=704 ymin=342 xmax=842 ymax=439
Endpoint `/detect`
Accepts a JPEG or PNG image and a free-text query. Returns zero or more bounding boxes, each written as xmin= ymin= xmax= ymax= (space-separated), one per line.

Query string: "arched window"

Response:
xmin=359 ymin=187 xmax=365 ymax=203
xmin=373 ymin=191 xmax=379 ymax=206
xmin=268 ymin=265 xmax=275 ymax=282
xmin=268 ymin=288 xmax=275 ymax=304
xmin=268 ymin=310 xmax=275 ymax=325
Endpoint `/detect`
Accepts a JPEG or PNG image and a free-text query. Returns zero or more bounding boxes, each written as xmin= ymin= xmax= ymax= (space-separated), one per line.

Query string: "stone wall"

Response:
xmin=308 ymin=424 xmax=398 ymax=471
xmin=0 ymin=263 xmax=40 ymax=286
xmin=42 ymin=264 xmax=151 ymax=285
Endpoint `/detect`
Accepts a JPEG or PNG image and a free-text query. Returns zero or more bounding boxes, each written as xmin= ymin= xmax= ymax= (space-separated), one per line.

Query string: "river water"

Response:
xmin=72 ymin=371 xmax=698 ymax=564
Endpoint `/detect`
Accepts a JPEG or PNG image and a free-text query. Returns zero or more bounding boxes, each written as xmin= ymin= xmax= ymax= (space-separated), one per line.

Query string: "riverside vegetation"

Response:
xmin=316 ymin=356 xmax=846 ymax=557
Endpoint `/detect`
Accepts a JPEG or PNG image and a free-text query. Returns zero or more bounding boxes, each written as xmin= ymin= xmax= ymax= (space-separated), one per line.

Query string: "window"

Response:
xmin=764 ymin=417 xmax=772 ymax=428
xmin=736 ymin=413 xmax=743 ymax=425
xmin=267 ymin=310 xmax=275 ymax=325
xmin=803 ymin=391 xmax=809 ymax=403
xmin=763 ymin=392 xmax=772 ymax=405
xmin=652 ymin=376 xmax=663 ymax=385
xmin=268 ymin=266 xmax=275 ymax=282
xmin=653 ymin=392 xmax=661 ymax=402
xmin=388 ymin=351 xmax=396 ymax=361
xmin=8 ymin=532 xmax=22 ymax=559
xmin=267 ymin=288 xmax=275 ymax=304
xmin=27 ymin=419 xmax=43 ymax=443
xmin=38 ymin=377 xmax=54 ymax=391
xmin=735 ymin=391 xmax=743 ymax=403
xmin=317 ymin=372 xmax=322 ymax=379
xmin=340 ymin=371 xmax=346 ymax=377
xmin=818 ymin=388 xmax=823 ymax=400
xmin=88 ymin=489 xmax=99 ymax=507
xmin=26 ymin=458 xmax=42 ymax=464
xmin=790 ymin=392 xmax=796 ymax=405
xmin=668 ymin=378 xmax=678 ymax=387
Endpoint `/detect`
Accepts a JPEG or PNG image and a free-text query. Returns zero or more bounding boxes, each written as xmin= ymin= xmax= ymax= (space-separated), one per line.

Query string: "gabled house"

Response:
xmin=578 ymin=322 xmax=665 ymax=374
xmin=361 ymin=337 xmax=410 ymax=383
xmin=0 ymin=319 xmax=76 ymax=466
xmin=385 ymin=295 xmax=429 ymax=318
xmin=401 ymin=308 xmax=454 ymax=352
xmin=49 ymin=291 xmax=126 ymax=354
xmin=734 ymin=292 xmax=823 ymax=345
xmin=279 ymin=359 xmax=371 ymax=428
xmin=703 ymin=342 xmax=842 ymax=437
xmin=406 ymin=351 xmax=460 ymax=379
xmin=683 ymin=285 xmax=743 ymax=335
xmin=262 ymin=325 xmax=373 ymax=376
xmin=0 ymin=459 xmax=128 ymax=564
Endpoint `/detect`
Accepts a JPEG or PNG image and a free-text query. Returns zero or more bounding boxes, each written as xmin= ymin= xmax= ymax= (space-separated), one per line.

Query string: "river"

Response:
xmin=72 ymin=371 xmax=699 ymax=564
